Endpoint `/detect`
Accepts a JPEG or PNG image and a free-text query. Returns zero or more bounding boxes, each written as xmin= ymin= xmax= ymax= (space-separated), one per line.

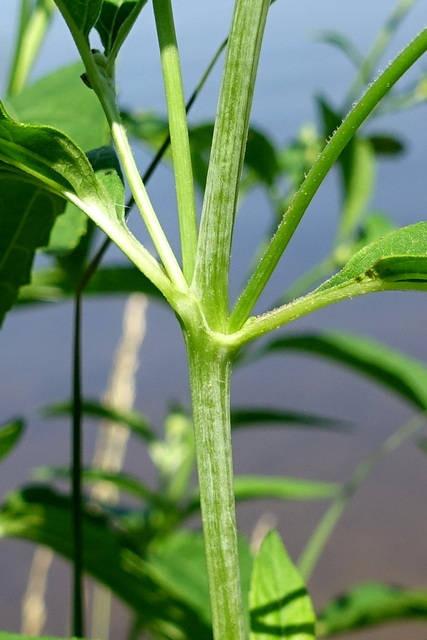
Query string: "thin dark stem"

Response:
xmin=72 ymin=294 xmax=84 ymax=638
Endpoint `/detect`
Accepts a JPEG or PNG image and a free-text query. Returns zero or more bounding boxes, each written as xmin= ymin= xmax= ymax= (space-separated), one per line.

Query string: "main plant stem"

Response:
xmin=185 ymin=331 xmax=245 ymax=640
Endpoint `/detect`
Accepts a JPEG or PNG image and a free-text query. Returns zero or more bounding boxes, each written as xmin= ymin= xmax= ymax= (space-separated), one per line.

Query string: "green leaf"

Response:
xmin=314 ymin=222 xmax=427 ymax=295
xmin=231 ymin=407 xmax=348 ymax=432
xmin=0 ymin=486 xmax=212 ymax=639
xmin=8 ymin=62 xmax=108 ymax=151
xmin=0 ymin=419 xmax=25 ymax=464
xmin=250 ymin=530 xmax=316 ymax=639
xmin=44 ymin=399 xmax=157 ymax=443
xmin=185 ymin=476 xmax=337 ymax=518
xmin=317 ymin=582 xmax=427 ymax=637
xmin=367 ymin=134 xmax=404 ymax=155
xmin=259 ymin=330 xmax=427 ymax=411
xmin=18 ymin=265 xmax=167 ymax=304
xmin=145 ymin=531 xmax=253 ymax=633
xmin=0 ymin=168 xmax=65 ymax=326
xmin=34 ymin=466 xmax=168 ymax=508
xmin=8 ymin=62 xmax=109 ymax=253
xmin=87 ymin=145 xmax=125 ymax=217
xmin=95 ymin=0 xmax=148 ymax=57
xmin=53 ymin=0 xmax=103 ymax=38
xmin=0 ymin=98 xmax=103 ymax=201
xmin=0 ymin=99 xmax=170 ymax=299
xmin=233 ymin=476 xmax=338 ymax=503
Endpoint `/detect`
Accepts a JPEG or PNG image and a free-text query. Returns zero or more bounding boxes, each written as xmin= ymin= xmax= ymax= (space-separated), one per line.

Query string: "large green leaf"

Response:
xmin=250 ymin=530 xmax=316 ymax=639
xmin=0 ymin=99 xmax=103 ymax=200
xmin=0 ymin=419 xmax=25 ymax=465
xmin=258 ymin=331 xmax=427 ymax=411
xmin=53 ymin=0 xmax=103 ymax=38
xmin=0 ymin=486 xmax=212 ymax=639
xmin=0 ymin=168 xmax=65 ymax=326
xmin=8 ymin=62 xmax=109 ymax=253
xmin=8 ymin=62 xmax=108 ymax=151
xmin=0 ymin=99 xmax=171 ymax=299
xmin=317 ymin=582 xmax=427 ymax=637
xmin=8 ymin=62 xmax=109 ymax=252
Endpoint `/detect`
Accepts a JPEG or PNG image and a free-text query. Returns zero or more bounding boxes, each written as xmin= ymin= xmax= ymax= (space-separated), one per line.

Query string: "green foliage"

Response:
xmin=1 ymin=1 xmax=427 ymax=639
xmin=0 ymin=170 xmax=65 ymax=325
xmin=0 ymin=419 xmax=25 ymax=464
xmin=317 ymin=582 xmax=427 ymax=636
xmin=249 ymin=530 xmax=316 ymax=640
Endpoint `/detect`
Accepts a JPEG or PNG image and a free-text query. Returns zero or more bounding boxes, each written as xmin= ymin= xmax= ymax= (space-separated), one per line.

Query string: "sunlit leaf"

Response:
xmin=9 ymin=62 xmax=109 ymax=252
xmin=250 ymin=530 xmax=316 ymax=639
xmin=0 ymin=486 xmax=212 ymax=639
xmin=258 ymin=330 xmax=427 ymax=411
xmin=314 ymin=222 xmax=427 ymax=294
xmin=0 ymin=419 xmax=25 ymax=464
xmin=317 ymin=582 xmax=427 ymax=637
xmin=0 ymin=168 xmax=65 ymax=326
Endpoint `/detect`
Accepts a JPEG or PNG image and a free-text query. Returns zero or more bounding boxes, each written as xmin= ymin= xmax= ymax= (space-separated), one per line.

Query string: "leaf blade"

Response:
xmin=250 ymin=530 xmax=316 ymax=640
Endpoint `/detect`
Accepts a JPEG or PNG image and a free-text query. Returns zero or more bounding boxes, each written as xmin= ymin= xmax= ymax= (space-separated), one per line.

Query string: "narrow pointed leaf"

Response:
xmin=231 ymin=407 xmax=348 ymax=432
xmin=0 ymin=419 xmax=25 ymax=464
xmin=0 ymin=168 xmax=65 ymax=326
xmin=0 ymin=486 xmax=212 ymax=639
xmin=34 ymin=466 xmax=168 ymax=508
xmin=185 ymin=477 xmax=337 ymax=517
xmin=233 ymin=476 xmax=338 ymax=502
xmin=250 ymin=530 xmax=316 ymax=639
xmin=17 ymin=265 xmax=166 ymax=304
xmin=317 ymin=582 xmax=427 ymax=637
xmin=44 ymin=399 xmax=157 ymax=443
xmin=259 ymin=330 xmax=427 ymax=411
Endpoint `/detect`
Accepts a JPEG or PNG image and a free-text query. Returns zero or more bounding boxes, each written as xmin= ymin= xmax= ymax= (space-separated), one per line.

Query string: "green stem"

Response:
xmin=7 ymin=0 xmax=55 ymax=97
xmin=192 ymin=0 xmax=270 ymax=330
xmin=152 ymin=0 xmax=198 ymax=282
xmin=228 ymin=25 xmax=427 ymax=333
xmin=344 ymin=0 xmax=419 ymax=110
xmin=298 ymin=413 xmax=427 ymax=582
xmin=185 ymin=329 xmax=245 ymax=640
